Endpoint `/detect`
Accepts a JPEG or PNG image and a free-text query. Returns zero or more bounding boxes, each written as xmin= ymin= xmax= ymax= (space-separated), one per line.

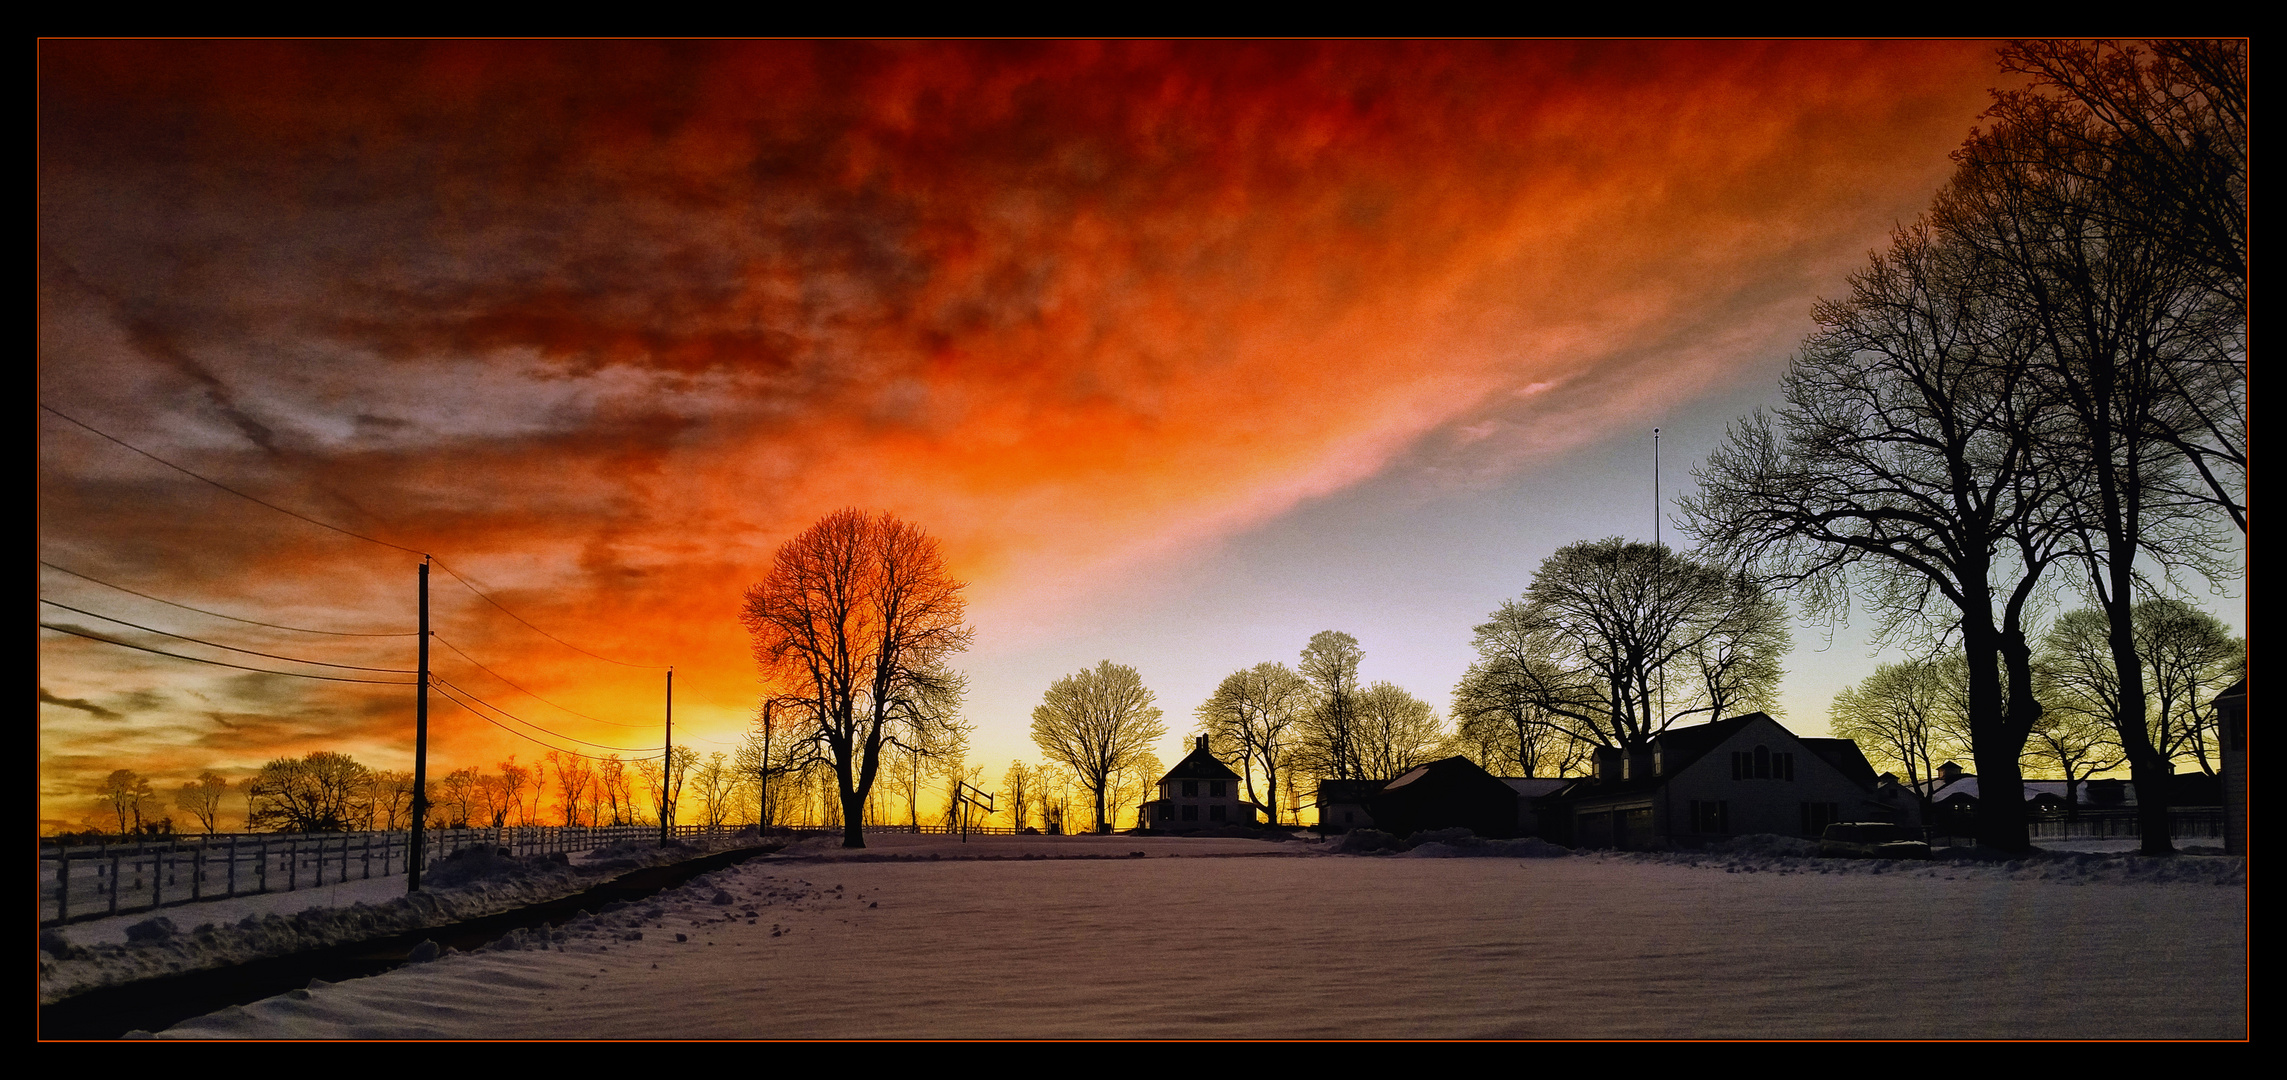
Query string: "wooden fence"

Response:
xmin=1928 ymin=808 xmax=2227 ymax=847
xmin=38 ymin=823 xmax=739 ymax=927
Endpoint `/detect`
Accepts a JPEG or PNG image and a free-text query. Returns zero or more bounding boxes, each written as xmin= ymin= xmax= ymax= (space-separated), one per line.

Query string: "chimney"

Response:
xmin=1196 ymin=735 xmax=1209 ymax=754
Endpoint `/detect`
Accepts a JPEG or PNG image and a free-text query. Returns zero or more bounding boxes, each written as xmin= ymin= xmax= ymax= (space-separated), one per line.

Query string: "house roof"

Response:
xmin=1158 ymin=736 xmax=1241 ymax=782
xmin=1801 ymin=738 xmax=1880 ymax=789
xmin=1500 ymin=777 xmax=1573 ymax=798
xmin=1927 ymin=778 xmax=2141 ymax=807
xmin=1560 ymin=713 xmax=1768 ymax=800
xmin=1541 ymin=712 xmax=1879 ymax=803
xmin=1314 ymin=778 xmax=1387 ymax=804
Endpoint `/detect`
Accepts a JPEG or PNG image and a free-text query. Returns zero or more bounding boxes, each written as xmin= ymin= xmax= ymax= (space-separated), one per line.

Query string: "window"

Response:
xmin=1182 ymin=780 xmax=1198 ymax=797
xmin=1209 ymin=804 xmax=1226 ymax=821
xmin=1209 ymin=780 xmax=1225 ymax=797
xmin=1181 ymin=804 xmax=1198 ymax=821
xmin=1732 ymin=749 xmax=1796 ymax=781
xmin=1157 ymin=803 xmax=1173 ymax=820
xmin=1690 ymin=800 xmax=1730 ymax=834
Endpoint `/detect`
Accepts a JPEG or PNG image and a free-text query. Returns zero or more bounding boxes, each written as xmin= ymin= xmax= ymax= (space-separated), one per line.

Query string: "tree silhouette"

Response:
xmin=1683 ymin=221 xmax=2070 ymax=853
xmin=1296 ymin=631 xmax=1365 ymax=781
xmin=1467 ymin=539 xmax=1789 ymax=754
xmin=1197 ymin=662 xmax=1310 ymax=824
xmin=1943 ymin=40 xmax=2244 ymax=852
xmin=741 ymin=509 xmax=972 ymax=849
xmin=1030 ymin=660 xmax=1165 ymax=833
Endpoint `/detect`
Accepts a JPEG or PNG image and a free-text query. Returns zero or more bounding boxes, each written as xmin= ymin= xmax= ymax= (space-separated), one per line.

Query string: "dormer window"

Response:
xmin=1731 ymin=747 xmax=1796 ymax=781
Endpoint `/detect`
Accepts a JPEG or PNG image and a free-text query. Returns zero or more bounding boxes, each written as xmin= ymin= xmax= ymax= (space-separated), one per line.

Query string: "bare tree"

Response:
xmin=2134 ymin=598 xmax=2243 ymax=777
xmin=369 ymin=770 xmax=418 ymax=830
xmin=1988 ymin=42 xmax=2245 ymax=332
xmin=637 ymin=746 xmax=697 ymax=831
xmin=1465 ymin=539 xmax=1790 ymax=754
xmin=1102 ymin=750 xmax=1162 ymax=831
xmin=1034 ymin=762 xmax=1074 ymax=835
xmin=173 ymin=771 xmax=229 ymax=834
xmin=1001 ymin=760 xmax=1034 ymax=832
xmin=247 ymin=752 xmax=373 ymax=833
xmin=741 ymin=509 xmax=973 ymax=849
xmin=1295 ymin=632 xmax=1365 ymax=781
xmin=101 ymin=769 xmax=150 ymax=836
xmin=1828 ymin=659 xmax=1972 ymax=799
xmin=493 ymin=755 xmax=533 ymax=827
xmin=2020 ymin=704 xmax=2125 ymax=820
xmin=2038 ymin=602 xmax=2241 ymax=783
xmin=1450 ymin=657 xmax=1592 ymax=778
xmin=1683 ymin=220 xmax=2072 ymax=853
xmin=1945 ymin=59 xmax=2242 ymax=854
xmin=1196 ymin=662 xmax=1310 ymax=824
xmin=1030 ymin=660 xmax=1166 ymax=833
xmin=693 ymin=752 xmax=739 ymax=829
xmin=1350 ymin=682 xmax=1447 ymax=781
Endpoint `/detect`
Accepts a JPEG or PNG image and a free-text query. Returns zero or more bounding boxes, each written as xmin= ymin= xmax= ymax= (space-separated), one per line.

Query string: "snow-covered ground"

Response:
xmin=40 ymin=837 xmax=760 ymax=1005
xmin=148 ymin=833 xmax=2245 ymax=1039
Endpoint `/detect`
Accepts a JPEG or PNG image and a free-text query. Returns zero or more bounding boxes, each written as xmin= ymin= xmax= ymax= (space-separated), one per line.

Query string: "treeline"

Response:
xmin=69 ymin=745 xmax=785 ymax=839
xmin=1832 ymin=598 xmax=2243 ymax=797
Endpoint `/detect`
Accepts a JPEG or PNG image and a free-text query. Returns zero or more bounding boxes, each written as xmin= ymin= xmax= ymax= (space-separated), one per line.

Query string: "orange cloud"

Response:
xmin=38 ymin=41 xmax=2002 ymax=825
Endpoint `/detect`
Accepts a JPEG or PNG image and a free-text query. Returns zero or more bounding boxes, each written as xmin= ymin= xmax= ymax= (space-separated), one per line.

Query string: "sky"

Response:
xmin=37 ymin=40 xmax=2245 ymax=832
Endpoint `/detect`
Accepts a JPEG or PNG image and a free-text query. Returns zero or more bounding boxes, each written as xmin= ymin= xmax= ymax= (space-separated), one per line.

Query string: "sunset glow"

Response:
xmin=41 ymin=40 xmax=2044 ymax=831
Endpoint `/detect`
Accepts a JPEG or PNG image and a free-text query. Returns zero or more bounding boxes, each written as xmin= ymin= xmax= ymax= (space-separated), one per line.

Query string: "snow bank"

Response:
xmin=39 ymin=836 xmax=755 ymax=1005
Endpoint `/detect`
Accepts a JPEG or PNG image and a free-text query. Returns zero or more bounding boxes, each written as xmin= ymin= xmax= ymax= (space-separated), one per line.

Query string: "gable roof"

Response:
xmin=1801 ymin=738 xmax=1880 ymax=789
xmin=1159 ymin=736 xmax=1241 ymax=782
xmin=1500 ymin=777 xmax=1572 ymax=798
xmin=1545 ymin=712 xmax=1878 ymax=802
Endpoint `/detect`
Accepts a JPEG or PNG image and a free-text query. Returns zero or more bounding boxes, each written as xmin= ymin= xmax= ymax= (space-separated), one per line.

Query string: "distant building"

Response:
xmin=1138 ymin=736 xmax=1258 ymax=832
xmin=1365 ymin=756 xmax=1524 ymax=839
xmin=1313 ymin=779 xmax=1385 ymax=834
xmin=1318 ymin=767 xmax=1571 ymax=838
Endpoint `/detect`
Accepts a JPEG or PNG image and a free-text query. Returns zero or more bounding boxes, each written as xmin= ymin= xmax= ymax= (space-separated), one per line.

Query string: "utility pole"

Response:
xmin=1652 ymin=429 xmax=1665 ymax=727
xmin=659 ymin=667 xmax=673 ymax=846
xmin=1653 ymin=427 xmax=1661 ymax=548
xmin=409 ymin=557 xmax=431 ymax=892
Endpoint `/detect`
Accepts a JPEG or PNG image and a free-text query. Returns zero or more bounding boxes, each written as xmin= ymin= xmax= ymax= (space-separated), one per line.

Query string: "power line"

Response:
xmin=40 ymin=401 xmax=426 ymax=556
xmin=39 ymin=560 xmax=418 ymax=637
xmin=431 ymin=634 xmax=656 ymax=729
xmin=43 ymin=402 xmax=664 ymax=671
xmin=430 ymin=676 xmax=663 ymax=753
xmin=38 ymin=623 xmax=417 ymax=685
xmin=429 ymin=678 xmax=663 ymax=759
xmin=40 ymin=598 xmax=417 ymax=673
xmin=430 ymin=681 xmax=624 ymax=761
xmin=431 ymin=558 xmax=668 ymax=670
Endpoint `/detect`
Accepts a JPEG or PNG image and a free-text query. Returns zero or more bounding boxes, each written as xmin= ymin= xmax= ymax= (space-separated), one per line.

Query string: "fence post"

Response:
xmin=227 ymin=835 xmax=239 ymax=898
xmin=56 ymin=855 xmax=69 ymax=923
